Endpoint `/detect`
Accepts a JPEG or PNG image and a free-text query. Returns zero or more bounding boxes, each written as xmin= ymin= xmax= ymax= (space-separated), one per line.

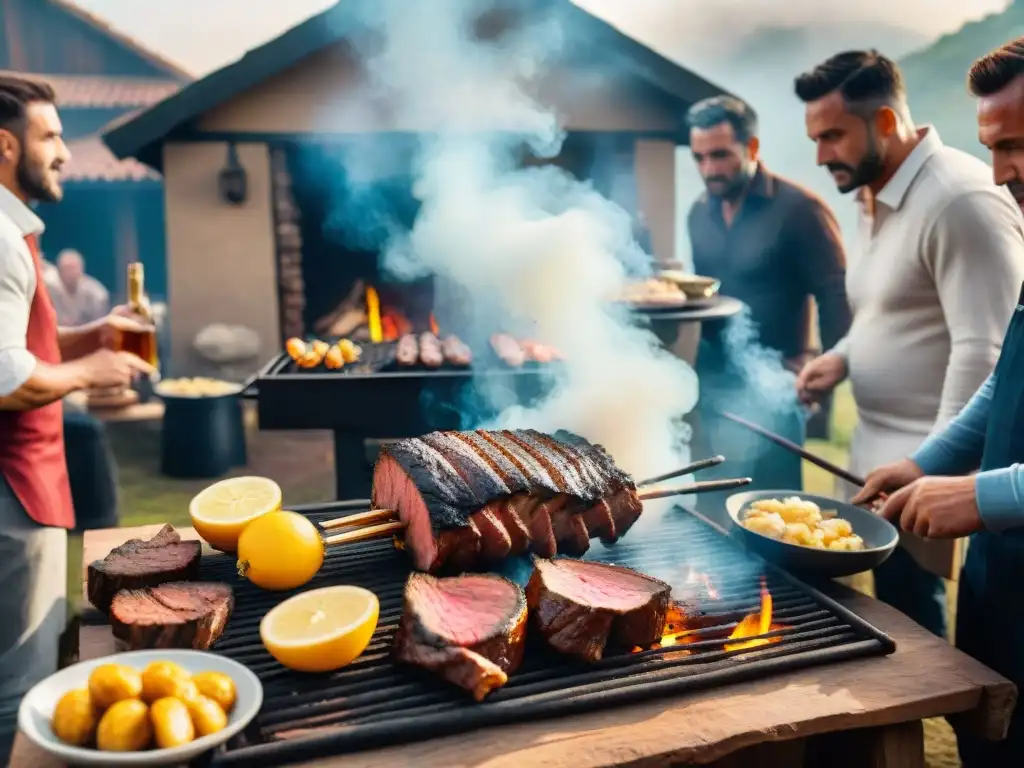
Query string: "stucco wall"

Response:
xmin=197 ymin=44 xmax=679 ymax=135
xmin=161 ymin=141 xmax=279 ymax=372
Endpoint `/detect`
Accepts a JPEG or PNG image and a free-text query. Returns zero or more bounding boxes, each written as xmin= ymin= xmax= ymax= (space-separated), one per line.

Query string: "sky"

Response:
xmin=75 ymin=0 xmax=1012 ymax=77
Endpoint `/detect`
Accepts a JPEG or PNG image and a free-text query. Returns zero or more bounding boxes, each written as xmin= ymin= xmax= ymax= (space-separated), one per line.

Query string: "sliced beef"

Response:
xmin=373 ymin=439 xmax=479 ymax=572
xmin=87 ymin=525 xmax=202 ymax=614
xmin=526 ymin=558 xmax=671 ymax=662
xmin=372 ymin=430 xmax=647 ymax=573
xmin=109 ymin=581 xmax=234 ymax=650
xmin=394 ymin=573 xmax=527 ymax=701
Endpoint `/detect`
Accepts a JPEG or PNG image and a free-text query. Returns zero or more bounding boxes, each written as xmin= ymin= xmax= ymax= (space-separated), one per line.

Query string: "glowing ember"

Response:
xmin=724 ymin=578 xmax=784 ymax=652
xmin=380 ymin=309 xmax=412 ymax=342
xmin=429 ymin=313 xmax=440 ymax=336
xmin=366 ymin=286 xmax=383 ymax=343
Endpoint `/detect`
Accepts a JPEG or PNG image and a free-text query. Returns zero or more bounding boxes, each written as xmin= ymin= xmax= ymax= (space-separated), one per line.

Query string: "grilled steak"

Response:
xmin=526 ymin=558 xmax=671 ymax=661
xmin=87 ymin=525 xmax=202 ymax=613
xmin=394 ymin=573 xmax=527 ymax=700
xmin=373 ymin=429 xmax=642 ymax=573
xmin=110 ymin=581 xmax=234 ymax=650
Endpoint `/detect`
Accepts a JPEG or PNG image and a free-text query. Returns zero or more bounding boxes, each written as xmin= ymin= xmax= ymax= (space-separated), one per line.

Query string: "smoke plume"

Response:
xmin=321 ymin=0 xmax=699 ymax=481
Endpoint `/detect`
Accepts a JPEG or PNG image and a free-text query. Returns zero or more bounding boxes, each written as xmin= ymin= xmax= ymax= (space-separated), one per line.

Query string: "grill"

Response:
xmin=199 ymin=502 xmax=896 ymax=767
xmin=242 ymin=345 xmax=557 ymax=498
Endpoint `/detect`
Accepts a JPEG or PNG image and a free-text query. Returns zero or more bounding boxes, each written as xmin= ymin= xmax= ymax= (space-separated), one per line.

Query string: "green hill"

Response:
xmin=901 ymin=0 xmax=1024 ymax=158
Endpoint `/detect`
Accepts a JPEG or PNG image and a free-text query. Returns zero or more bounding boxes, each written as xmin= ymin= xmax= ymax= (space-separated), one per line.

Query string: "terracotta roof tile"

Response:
xmin=63 ymin=136 xmax=161 ymax=182
xmin=0 ymin=71 xmax=183 ymax=108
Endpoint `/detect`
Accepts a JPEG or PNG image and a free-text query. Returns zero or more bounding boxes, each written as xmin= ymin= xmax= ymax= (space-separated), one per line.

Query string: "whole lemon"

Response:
xmin=237 ymin=510 xmax=324 ymax=590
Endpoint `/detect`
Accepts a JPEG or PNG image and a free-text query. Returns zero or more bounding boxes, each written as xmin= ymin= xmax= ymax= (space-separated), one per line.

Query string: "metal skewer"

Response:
xmin=718 ymin=411 xmax=866 ymax=487
xmin=636 ymin=455 xmax=726 ymax=487
xmin=637 ymin=477 xmax=752 ymax=501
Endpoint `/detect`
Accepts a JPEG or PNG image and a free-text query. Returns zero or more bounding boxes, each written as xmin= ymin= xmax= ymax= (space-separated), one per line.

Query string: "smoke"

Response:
xmin=318 ymin=0 xmax=699 ymax=480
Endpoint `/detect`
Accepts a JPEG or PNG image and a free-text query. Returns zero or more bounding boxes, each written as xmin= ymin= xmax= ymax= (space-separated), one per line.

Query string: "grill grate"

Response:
xmin=201 ymin=504 xmax=895 ymax=766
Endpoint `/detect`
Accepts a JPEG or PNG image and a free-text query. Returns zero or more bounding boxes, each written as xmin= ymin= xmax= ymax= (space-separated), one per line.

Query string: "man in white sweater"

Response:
xmin=793 ymin=50 xmax=1024 ymax=638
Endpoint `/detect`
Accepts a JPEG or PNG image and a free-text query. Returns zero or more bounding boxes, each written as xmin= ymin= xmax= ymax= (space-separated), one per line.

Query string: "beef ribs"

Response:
xmin=109 ymin=581 xmax=234 ymax=650
xmin=526 ymin=558 xmax=671 ymax=662
xmin=393 ymin=573 xmax=527 ymax=701
xmin=372 ymin=429 xmax=644 ymax=574
xmin=87 ymin=525 xmax=202 ymax=613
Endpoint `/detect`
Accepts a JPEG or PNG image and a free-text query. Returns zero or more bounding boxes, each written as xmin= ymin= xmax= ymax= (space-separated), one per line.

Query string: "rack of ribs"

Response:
xmin=372 ymin=429 xmax=644 ymax=573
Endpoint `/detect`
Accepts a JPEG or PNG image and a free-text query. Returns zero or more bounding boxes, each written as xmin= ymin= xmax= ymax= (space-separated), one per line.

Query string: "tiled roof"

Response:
xmin=63 ymin=135 xmax=161 ymax=182
xmin=0 ymin=71 xmax=183 ymax=109
xmin=50 ymin=0 xmax=193 ymax=81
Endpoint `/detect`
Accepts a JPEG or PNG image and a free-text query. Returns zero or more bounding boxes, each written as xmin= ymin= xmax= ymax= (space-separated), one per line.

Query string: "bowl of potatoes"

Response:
xmin=18 ymin=649 xmax=262 ymax=766
xmin=725 ymin=491 xmax=898 ymax=579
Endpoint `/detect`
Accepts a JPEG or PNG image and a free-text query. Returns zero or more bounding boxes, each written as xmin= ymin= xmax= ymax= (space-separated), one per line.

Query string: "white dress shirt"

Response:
xmin=0 ymin=184 xmax=45 ymax=397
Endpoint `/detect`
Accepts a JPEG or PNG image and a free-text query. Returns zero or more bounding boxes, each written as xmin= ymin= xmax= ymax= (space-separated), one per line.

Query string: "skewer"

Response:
xmin=718 ymin=411 xmax=866 ymax=487
xmin=636 ymin=455 xmax=726 ymax=487
xmin=320 ymin=508 xmax=396 ymax=530
xmin=323 ymin=521 xmax=407 ymax=547
xmin=637 ymin=477 xmax=752 ymax=501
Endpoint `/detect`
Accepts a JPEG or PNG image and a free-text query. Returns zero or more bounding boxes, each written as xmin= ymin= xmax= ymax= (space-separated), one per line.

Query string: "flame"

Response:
xmin=724 ymin=578 xmax=783 ymax=652
xmin=429 ymin=313 xmax=440 ymax=336
xmin=366 ymin=286 xmax=382 ymax=343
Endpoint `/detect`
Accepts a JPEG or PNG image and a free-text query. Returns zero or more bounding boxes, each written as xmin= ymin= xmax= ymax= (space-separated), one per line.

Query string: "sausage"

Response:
xmin=325 ymin=344 xmax=345 ymax=369
xmin=520 ymin=339 xmax=560 ymax=363
xmin=419 ymin=332 xmax=444 ymax=369
xmin=490 ymin=334 xmax=525 ymax=368
xmin=442 ymin=335 xmax=473 ymax=367
xmin=396 ymin=334 xmax=419 ymax=367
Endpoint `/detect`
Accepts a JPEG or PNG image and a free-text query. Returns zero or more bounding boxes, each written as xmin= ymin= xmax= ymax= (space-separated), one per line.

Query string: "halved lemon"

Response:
xmin=189 ymin=476 xmax=282 ymax=552
xmin=260 ymin=586 xmax=379 ymax=673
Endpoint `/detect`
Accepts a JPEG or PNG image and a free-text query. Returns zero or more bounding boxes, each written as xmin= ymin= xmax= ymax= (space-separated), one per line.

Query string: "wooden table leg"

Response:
xmin=805 ymin=720 xmax=925 ymax=768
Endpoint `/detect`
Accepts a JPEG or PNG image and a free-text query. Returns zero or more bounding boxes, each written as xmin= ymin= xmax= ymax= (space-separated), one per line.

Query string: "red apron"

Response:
xmin=0 ymin=233 xmax=75 ymax=528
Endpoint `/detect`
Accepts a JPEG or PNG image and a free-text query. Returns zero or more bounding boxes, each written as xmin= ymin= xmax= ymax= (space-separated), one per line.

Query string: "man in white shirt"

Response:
xmin=48 ymin=248 xmax=110 ymax=327
xmin=0 ymin=75 xmax=153 ymax=762
xmin=792 ymin=51 xmax=1024 ymax=638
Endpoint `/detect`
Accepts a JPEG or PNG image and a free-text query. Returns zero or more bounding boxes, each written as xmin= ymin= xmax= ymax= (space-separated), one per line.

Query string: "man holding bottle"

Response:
xmin=0 ymin=75 xmax=155 ymax=761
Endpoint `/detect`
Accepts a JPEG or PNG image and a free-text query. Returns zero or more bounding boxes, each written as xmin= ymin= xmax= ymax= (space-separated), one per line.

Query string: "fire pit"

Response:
xmin=195 ymin=503 xmax=895 ymax=766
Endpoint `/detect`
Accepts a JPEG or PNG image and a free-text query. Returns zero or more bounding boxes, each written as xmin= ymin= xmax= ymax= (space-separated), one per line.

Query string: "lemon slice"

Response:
xmin=260 ymin=586 xmax=379 ymax=672
xmin=189 ymin=476 xmax=282 ymax=552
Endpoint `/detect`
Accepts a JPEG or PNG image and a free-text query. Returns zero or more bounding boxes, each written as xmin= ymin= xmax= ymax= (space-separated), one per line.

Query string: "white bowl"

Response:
xmin=18 ymin=649 xmax=263 ymax=766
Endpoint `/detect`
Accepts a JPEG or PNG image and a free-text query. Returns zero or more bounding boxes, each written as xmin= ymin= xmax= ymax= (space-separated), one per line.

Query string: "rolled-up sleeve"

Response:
xmin=0 ymin=239 xmax=36 ymax=396
xmin=925 ymin=189 xmax=1024 ymax=428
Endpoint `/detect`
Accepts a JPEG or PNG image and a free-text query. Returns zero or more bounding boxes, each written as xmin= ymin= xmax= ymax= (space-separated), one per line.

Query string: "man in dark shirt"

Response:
xmin=685 ymin=96 xmax=851 ymax=515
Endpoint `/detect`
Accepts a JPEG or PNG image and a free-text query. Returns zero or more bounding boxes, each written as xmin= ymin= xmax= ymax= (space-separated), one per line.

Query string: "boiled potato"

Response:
xmin=192 ymin=671 xmax=237 ymax=714
xmin=96 ymin=699 xmax=152 ymax=752
xmin=150 ymin=697 xmax=195 ymax=748
xmin=744 ymin=498 xmax=864 ymax=551
xmin=51 ymin=688 xmax=98 ymax=747
xmin=141 ymin=660 xmax=198 ymax=705
xmin=186 ymin=695 xmax=228 ymax=738
xmin=88 ymin=663 xmax=143 ymax=709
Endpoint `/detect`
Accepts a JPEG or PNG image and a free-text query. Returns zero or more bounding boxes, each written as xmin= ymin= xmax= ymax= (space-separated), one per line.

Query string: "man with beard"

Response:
xmin=685 ymin=95 xmax=851 ymax=524
xmin=0 ymin=76 xmax=154 ymax=761
xmin=852 ymin=38 xmax=1024 ymax=765
xmin=793 ymin=51 xmax=1024 ymax=639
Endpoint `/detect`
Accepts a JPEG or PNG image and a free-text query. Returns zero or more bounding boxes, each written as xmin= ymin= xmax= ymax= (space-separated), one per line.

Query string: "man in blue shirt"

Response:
xmin=854 ymin=38 xmax=1024 ymax=767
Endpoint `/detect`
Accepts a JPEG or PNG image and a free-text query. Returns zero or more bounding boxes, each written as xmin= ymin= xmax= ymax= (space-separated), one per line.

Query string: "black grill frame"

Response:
xmin=200 ymin=502 xmax=895 ymax=767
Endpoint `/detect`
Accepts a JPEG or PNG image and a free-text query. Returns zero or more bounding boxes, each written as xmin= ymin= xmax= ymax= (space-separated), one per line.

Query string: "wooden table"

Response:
xmin=10 ymin=525 xmax=1018 ymax=768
